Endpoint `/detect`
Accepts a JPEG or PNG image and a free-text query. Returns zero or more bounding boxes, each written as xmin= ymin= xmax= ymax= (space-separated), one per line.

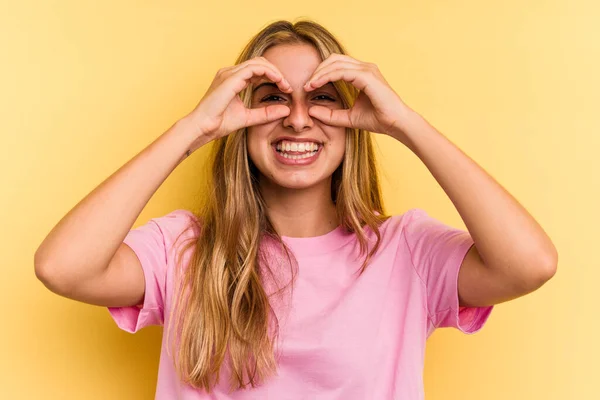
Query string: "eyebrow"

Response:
xmin=252 ymin=81 xmax=336 ymax=93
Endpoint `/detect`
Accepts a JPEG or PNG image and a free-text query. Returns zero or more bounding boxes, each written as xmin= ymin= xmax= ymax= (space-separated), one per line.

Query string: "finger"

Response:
xmin=233 ymin=57 xmax=292 ymax=92
xmin=305 ymin=64 xmax=370 ymax=92
xmin=308 ymin=106 xmax=353 ymax=128
xmin=309 ymin=53 xmax=361 ymax=81
xmin=224 ymin=64 xmax=291 ymax=98
xmin=245 ymin=105 xmax=290 ymax=126
xmin=305 ymin=61 xmax=362 ymax=91
xmin=223 ymin=62 xmax=291 ymax=94
xmin=255 ymin=56 xmax=293 ymax=89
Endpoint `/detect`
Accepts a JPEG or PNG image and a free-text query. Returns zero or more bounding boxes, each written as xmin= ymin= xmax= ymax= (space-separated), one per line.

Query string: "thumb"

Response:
xmin=308 ymin=106 xmax=352 ymax=127
xmin=245 ymin=105 xmax=290 ymax=126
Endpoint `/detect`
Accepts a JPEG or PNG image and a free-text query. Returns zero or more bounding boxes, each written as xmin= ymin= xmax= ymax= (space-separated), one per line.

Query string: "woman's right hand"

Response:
xmin=182 ymin=57 xmax=293 ymax=148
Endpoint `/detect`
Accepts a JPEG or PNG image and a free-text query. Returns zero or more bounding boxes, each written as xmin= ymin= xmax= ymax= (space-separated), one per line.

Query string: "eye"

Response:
xmin=260 ymin=94 xmax=285 ymax=103
xmin=259 ymin=94 xmax=338 ymax=103
xmin=314 ymin=94 xmax=337 ymax=102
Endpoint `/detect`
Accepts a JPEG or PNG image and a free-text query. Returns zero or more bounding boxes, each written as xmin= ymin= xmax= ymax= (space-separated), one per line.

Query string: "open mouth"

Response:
xmin=271 ymin=139 xmax=323 ymax=164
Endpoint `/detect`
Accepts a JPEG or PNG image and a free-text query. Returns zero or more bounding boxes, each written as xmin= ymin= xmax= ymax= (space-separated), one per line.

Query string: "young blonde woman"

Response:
xmin=34 ymin=19 xmax=558 ymax=399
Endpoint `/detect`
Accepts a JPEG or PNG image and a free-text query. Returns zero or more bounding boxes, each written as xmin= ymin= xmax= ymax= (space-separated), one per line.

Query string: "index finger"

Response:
xmin=235 ymin=57 xmax=292 ymax=93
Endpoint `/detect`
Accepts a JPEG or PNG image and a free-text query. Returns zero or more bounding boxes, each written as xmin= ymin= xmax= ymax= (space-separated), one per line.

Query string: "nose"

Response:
xmin=282 ymin=101 xmax=314 ymax=132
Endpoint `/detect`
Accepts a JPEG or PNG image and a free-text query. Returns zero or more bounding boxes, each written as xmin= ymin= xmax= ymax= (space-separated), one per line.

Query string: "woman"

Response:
xmin=34 ymin=19 xmax=558 ymax=399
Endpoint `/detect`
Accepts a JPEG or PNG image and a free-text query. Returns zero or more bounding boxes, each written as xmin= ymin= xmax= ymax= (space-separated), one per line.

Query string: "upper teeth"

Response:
xmin=276 ymin=141 xmax=320 ymax=152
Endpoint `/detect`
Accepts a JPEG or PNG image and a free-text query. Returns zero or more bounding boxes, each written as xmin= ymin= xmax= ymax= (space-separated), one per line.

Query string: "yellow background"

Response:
xmin=2 ymin=0 xmax=597 ymax=398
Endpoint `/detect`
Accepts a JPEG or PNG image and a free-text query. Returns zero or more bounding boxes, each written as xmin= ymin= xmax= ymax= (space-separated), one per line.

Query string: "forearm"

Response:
xmin=393 ymin=109 xmax=557 ymax=279
xmin=34 ymin=117 xmax=205 ymax=286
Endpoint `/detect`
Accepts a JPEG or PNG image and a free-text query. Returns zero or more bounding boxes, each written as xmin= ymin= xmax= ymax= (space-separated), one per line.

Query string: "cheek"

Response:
xmin=333 ymin=131 xmax=348 ymax=163
xmin=246 ymin=127 xmax=271 ymax=166
xmin=327 ymin=128 xmax=347 ymax=153
xmin=245 ymin=129 xmax=258 ymax=164
xmin=331 ymin=142 xmax=346 ymax=165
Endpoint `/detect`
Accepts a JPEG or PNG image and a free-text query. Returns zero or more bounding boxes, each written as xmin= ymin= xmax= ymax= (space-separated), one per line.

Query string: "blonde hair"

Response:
xmin=167 ymin=19 xmax=390 ymax=393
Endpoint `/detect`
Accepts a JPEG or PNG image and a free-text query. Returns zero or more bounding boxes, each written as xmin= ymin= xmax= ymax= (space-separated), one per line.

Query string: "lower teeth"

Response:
xmin=277 ymin=150 xmax=318 ymax=159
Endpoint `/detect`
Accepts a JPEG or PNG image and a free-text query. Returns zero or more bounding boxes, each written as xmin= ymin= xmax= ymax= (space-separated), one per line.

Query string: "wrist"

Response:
xmin=180 ymin=112 xmax=218 ymax=143
xmin=388 ymin=105 xmax=420 ymax=139
xmin=391 ymin=109 xmax=438 ymax=156
xmin=167 ymin=116 xmax=211 ymax=159
xmin=177 ymin=113 xmax=209 ymax=138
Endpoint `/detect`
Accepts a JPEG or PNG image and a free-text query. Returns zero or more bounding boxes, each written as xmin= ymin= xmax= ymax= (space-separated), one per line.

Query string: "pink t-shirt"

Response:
xmin=108 ymin=208 xmax=493 ymax=399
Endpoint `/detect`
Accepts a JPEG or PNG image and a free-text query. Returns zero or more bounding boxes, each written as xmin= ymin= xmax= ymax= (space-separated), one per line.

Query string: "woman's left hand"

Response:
xmin=304 ymin=53 xmax=413 ymax=139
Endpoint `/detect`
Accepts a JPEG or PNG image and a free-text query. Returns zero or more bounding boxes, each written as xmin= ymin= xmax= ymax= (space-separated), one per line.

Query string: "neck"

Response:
xmin=259 ymin=176 xmax=339 ymax=238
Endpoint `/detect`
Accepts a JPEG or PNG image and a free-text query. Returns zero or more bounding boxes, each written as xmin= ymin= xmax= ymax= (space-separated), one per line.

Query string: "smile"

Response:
xmin=271 ymin=140 xmax=323 ymax=165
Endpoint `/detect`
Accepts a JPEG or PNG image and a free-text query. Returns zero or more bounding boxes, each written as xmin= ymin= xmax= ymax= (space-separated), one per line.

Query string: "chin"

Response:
xmin=262 ymin=170 xmax=328 ymax=190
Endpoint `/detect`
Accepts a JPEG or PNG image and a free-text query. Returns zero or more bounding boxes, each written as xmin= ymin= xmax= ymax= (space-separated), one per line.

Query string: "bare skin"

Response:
xmin=34 ymin=56 xmax=292 ymax=307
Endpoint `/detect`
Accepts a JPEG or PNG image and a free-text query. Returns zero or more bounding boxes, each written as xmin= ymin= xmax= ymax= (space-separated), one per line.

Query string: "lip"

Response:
xmin=271 ymin=143 xmax=322 ymax=166
xmin=270 ymin=136 xmax=323 ymax=145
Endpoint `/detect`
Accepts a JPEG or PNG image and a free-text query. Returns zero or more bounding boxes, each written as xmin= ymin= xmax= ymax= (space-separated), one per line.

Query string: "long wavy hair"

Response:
xmin=166 ymin=19 xmax=391 ymax=393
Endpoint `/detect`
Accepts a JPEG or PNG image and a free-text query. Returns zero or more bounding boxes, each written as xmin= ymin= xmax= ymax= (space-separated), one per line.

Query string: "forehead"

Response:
xmin=260 ymin=43 xmax=322 ymax=85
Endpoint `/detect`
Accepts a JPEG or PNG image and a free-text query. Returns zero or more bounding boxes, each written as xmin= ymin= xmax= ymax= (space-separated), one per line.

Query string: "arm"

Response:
xmin=34 ymin=58 xmax=292 ymax=308
xmin=301 ymin=53 xmax=558 ymax=308
xmin=34 ymin=117 xmax=205 ymax=307
xmin=391 ymin=108 xmax=558 ymax=307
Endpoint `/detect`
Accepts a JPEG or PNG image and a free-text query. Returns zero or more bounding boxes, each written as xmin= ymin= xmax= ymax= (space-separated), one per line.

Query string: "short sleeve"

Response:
xmin=107 ymin=209 xmax=198 ymax=333
xmin=403 ymin=208 xmax=493 ymax=335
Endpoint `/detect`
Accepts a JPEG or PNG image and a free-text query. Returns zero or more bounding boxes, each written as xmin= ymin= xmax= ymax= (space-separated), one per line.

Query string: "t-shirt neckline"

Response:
xmin=279 ymin=224 xmax=355 ymax=255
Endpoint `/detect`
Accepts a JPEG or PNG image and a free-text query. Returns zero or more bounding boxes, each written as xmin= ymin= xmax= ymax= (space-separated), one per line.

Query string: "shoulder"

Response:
xmin=152 ymin=208 xmax=200 ymax=225
xmin=354 ymin=208 xmax=427 ymax=252
xmin=144 ymin=209 xmax=202 ymax=247
xmin=378 ymin=208 xmax=429 ymax=234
